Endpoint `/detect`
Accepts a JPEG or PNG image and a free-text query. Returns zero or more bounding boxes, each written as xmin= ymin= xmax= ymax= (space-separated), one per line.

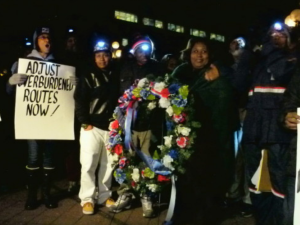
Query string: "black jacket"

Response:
xmin=279 ymin=71 xmax=300 ymax=177
xmin=243 ymin=45 xmax=297 ymax=144
xmin=74 ymin=63 xmax=120 ymax=130
xmin=119 ymin=58 xmax=162 ymax=94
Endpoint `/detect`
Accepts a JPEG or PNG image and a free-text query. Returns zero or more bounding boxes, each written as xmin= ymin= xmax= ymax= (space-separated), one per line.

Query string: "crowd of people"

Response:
xmin=1 ymin=20 xmax=300 ymax=225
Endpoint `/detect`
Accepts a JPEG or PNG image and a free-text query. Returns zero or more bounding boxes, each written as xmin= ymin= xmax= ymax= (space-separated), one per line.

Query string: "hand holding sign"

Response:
xmin=9 ymin=73 xmax=27 ymax=85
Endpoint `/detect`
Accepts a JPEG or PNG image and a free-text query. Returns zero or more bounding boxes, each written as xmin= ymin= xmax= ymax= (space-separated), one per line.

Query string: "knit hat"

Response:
xmin=131 ymin=35 xmax=153 ymax=55
xmin=33 ymin=27 xmax=51 ymax=49
xmin=94 ymin=40 xmax=111 ymax=53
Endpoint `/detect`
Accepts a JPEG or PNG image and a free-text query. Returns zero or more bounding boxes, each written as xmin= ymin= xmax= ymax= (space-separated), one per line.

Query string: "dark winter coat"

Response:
xmin=172 ymin=62 xmax=238 ymax=195
xmin=74 ymin=63 xmax=120 ymax=130
xmin=279 ymin=71 xmax=300 ymax=177
xmin=243 ymin=45 xmax=297 ymax=145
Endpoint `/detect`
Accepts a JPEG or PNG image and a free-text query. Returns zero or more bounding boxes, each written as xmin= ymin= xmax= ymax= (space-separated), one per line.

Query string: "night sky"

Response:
xmin=0 ymin=0 xmax=299 ymax=66
xmin=1 ymin=0 xmax=298 ymax=36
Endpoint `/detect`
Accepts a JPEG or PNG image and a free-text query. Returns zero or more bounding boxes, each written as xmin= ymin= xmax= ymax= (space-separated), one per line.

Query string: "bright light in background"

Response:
xmin=112 ymin=41 xmax=120 ymax=49
xmin=68 ymin=29 xmax=74 ymax=33
xmin=116 ymin=50 xmax=122 ymax=58
xmin=141 ymin=44 xmax=149 ymax=51
xmin=129 ymin=49 xmax=134 ymax=54
xmin=274 ymin=22 xmax=282 ymax=30
xmin=26 ymin=42 xmax=32 ymax=46
xmin=122 ymin=38 xmax=128 ymax=46
xmin=285 ymin=15 xmax=296 ymax=27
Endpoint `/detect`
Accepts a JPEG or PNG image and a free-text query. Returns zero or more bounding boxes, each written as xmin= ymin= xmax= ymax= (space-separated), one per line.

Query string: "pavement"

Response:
xmin=0 ymin=179 xmax=256 ymax=225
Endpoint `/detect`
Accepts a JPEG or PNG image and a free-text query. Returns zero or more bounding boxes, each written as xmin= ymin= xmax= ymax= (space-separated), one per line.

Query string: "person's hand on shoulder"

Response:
xmin=8 ymin=74 xmax=27 ymax=85
xmin=204 ymin=64 xmax=219 ymax=81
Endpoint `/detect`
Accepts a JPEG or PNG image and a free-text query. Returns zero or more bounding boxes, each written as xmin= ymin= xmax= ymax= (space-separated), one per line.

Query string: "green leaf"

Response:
xmin=144 ymin=167 xmax=155 ymax=179
xmin=153 ymin=150 xmax=160 ymax=160
xmin=172 ymin=105 xmax=184 ymax=115
xmin=179 ymin=85 xmax=189 ymax=99
xmin=191 ymin=121 xmax=201 ymax=128
xmin=177 ymin=166 xmax=186 ymax=174
xmin=147 ymin=95 xmax=156 ymax=100
xmin=132 ymin=88 xmax=142 ymax=97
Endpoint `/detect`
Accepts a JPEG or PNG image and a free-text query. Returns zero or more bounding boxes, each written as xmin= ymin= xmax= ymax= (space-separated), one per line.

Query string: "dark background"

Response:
xmin=0 ymin=0 xmax=299 ymax=70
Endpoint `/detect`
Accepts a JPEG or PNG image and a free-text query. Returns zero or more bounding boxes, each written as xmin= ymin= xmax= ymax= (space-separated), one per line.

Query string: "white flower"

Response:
xmin=162 ymin=155 xmax=175 ymax=171
xmin=157 ymin=145 xmax=164 ymax=150
xmin=177 ymin=125 xmax=191 ymax=136
xmin=164 ymin=135 xmax=173 ymax=148
xmin=137 ymin=78 xmax=150 ymax=88
xmin=131 ymin=168 xmax=140 ymax=182
xmin=147 ymin=101 xmax=157 ymax=110
xmin=154 ymin=82 xmax=166 ymax=92
xmin=166 ymin=106 xmax=174 ymax=117
xmin=159 ymin=97 xmax=171 ymax=108
xmin=146 ymin=184 xmax=158 ymax=192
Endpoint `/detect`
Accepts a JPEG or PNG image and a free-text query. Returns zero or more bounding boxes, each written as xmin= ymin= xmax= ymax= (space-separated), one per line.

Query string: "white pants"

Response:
xmin=79 ymin=127 xmax=114 ymax=206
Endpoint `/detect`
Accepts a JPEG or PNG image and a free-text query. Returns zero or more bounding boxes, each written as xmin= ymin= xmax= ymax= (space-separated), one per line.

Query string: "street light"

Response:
xmin=285 ymin=8 xmax=300 ymax=27
xmin=285 ymin=15 xmax=296 ymax=27
xmin=112 ymin=41 xmax=120 ymax=49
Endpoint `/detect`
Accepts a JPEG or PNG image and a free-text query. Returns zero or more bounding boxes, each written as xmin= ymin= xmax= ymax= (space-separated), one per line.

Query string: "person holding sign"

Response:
xmin=6 ymin=27 xmax=58 ymax=210
xmin=74 ymin=39 xmax=120 ymax=215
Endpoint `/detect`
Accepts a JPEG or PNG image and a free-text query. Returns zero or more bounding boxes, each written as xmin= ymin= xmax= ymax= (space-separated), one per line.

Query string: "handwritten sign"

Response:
xmin=15 ymin=58 xmax=75 ymax=140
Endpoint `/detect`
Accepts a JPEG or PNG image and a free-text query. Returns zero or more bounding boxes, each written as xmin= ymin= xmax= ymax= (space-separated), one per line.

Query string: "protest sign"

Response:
xmin=15 ymin=58 xmax=75 ymax=140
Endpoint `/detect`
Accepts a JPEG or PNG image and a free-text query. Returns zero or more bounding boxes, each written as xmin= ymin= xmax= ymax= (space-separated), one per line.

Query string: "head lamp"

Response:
xmin=141 ymin=44 xmax=149 ymax=51
xmin=236 ymin=37 xmax=246 ymax=48
xmin=274 ymin=22 xmax=282 ymax=31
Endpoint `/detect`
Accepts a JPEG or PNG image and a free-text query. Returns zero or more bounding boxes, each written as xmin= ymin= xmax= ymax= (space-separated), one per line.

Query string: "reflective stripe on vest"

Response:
xmin=248 ymin=86 xmax=286 ymax=96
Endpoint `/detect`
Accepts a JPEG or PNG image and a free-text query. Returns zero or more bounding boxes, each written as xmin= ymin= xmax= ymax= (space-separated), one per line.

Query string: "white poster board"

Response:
xmin=294 ymin=107 xmax=300 ymax=224
xmin=15 ymin=58 xmax=75 ymax=140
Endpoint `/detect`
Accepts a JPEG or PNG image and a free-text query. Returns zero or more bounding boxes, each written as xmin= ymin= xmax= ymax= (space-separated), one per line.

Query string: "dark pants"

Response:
xmin=283 ymin=176 xmax=295 ymax=225
xmin=244 ymin=143 xmax=289 ymax=225
xmin=27 ymin=140 xmax=55 ymax=169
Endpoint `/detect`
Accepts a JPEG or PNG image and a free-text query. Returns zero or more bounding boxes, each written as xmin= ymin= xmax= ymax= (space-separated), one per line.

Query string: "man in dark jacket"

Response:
xmin=243 ymin=22 xmax=297 ymax=225
xmin=74 ymin=39 xmax=120 ymax=215
xmin=109 ymin=35 xmax=163 ymax=218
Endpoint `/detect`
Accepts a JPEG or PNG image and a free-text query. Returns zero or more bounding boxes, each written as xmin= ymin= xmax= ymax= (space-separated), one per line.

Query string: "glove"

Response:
xmin=8 ymin=74 xmax=27 ymax=85
xmin=69 ymin=75 xmax=79 ymax=86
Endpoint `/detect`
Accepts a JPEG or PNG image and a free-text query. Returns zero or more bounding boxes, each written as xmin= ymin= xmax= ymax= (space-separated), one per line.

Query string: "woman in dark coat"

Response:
xmin=172 ymin=37 xmax=238 ymax=225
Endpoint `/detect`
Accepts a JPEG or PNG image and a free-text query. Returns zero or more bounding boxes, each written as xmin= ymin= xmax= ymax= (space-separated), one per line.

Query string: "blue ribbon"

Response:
xmin=124 ymin=101 xmax=137 ymax=151
xmin=135 ymin=149 xmax=171 ymax=176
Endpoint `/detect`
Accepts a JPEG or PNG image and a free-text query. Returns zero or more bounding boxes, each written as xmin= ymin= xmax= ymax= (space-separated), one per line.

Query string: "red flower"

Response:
xmin=157 ymin=175 xmax=171 ymax=182
xmin=110 ymin=120 xmax=119 ymax=130
xmin=131 ymin=181 xmax=137 ymax=187
xmin=176 ymin=136 xmax=188 ymax=148
xmin=113 ymin=144 xmax=123 ymax=155
xmin=161 ymin=88 xmax=170 ymax=98
xmin=173 ymin=113 xmax=186 ymax=123
xmin=109 ymin=130 xmax=117 ymax=137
